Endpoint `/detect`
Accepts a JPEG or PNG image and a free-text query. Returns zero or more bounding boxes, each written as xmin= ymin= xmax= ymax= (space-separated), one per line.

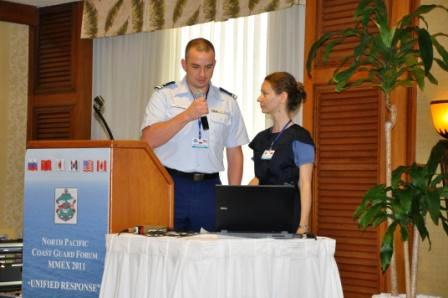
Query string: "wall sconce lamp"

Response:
xmin=430 ymin=99 xmax=448 ymax=184
xmin=430 ymin=100 xmax=448 ymax=138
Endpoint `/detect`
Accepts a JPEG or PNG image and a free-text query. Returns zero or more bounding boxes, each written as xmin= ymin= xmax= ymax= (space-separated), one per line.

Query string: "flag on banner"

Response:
xmin=56 ymin=159 xmax=65 ymax=171
xmin=41 ymin=160 xmax=52 ymax=171
xmin=27 ymin=160 xmax=38 ymax=171
xmin=96 ymin=160 xmax=107 ymax=172
xmin=83 ymin=160 xmax=94 ymax=172
xmin=70 ymin=160 xmax=78 ymax=172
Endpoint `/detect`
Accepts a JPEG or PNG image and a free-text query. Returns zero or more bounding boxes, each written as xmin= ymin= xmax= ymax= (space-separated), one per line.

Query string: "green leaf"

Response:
xmin=322 ymin=39 xmax=343 ymax=63
xmin=392 ymin=166 xmax=407 ymax=188
xmin=400 ymin=5 xmax=437 ymax=26
xmin=442 ymin=219 xmax=448 ymax=235
xmin=417 ymin=28 xmax=434 ymax=74
xmin=432 ymin=36 xmax=448 ymax=64
xmin=409 ymin=67 xmax=425 ymax=90
xmin=358 ymin=204 xmax=385 ymax=229
xmin=396 ymin=80 xmax=415 ymax=88
xmin=427 ymin=190 xmax=441 ymax=224
xmin=426 ymin=71 xmax=438 ymax=85
xmin=333 ymin=63 xmax=358 ymax=85
xmin=400 ymin=224 xmax=409 ymax=241
xmin=435 ymin=58 xmax=448 ymax=72
xmin=379 ymin=26 xmax=395 ymax=48
xmin=391 ymin=193 xmax=407 ymax=222
xmin=380 ymin=222 xmax=398 ymax=271
xmin=409 ymin=163 xmax=427 ymax=189
xmin=415 ymin=214 xmax=430 ymax=245
xmin=371 ymin=213 xmax=388 ymax=227
xmin=398 ymin=188 xmax=413 ymax=215
xmin=427 ymin=140 xmax=448 ymax=174
xmin=306 ymin=32 xmax=332 ymax=75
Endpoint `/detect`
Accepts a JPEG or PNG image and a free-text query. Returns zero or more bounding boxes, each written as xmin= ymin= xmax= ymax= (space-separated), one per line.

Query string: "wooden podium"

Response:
xmin=23 ymin=140 xmax=173 ymax=297
xmin=27 ymin=140 xmax=174 ymax=232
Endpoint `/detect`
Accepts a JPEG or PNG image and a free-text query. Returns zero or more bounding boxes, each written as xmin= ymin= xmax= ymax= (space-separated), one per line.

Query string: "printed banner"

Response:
xmin=23 ymin=148 xmax=110 ymax=298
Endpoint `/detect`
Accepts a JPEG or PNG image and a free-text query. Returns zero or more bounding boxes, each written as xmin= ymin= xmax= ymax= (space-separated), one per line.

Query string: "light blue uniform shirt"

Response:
xmin=141 ymin=77 xmax=249 ymax=173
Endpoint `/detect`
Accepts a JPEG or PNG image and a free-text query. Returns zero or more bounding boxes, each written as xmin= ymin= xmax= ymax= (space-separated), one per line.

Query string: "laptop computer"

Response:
xmin=215 ymin=185 xmax=298 ymax=237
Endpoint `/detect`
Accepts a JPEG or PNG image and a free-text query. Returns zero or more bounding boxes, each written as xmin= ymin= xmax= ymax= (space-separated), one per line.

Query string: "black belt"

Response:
xmin=166 ymin=167 xmax=219 ymax=182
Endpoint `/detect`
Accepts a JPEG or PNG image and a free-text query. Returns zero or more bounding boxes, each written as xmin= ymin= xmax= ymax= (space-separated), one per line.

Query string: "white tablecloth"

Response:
xmin=100 ymin=234 xmax=343 ymax=298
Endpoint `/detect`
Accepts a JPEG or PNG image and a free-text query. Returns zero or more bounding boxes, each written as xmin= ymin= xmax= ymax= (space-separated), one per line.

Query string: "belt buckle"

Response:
xmin=193 ymin=173 xmax=205 ymax=181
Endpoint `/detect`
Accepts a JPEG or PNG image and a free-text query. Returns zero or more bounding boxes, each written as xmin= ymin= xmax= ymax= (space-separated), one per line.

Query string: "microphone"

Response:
xmin=193 ymin=91 xmax=209 ymax=130
xmin=93 ymin=96 xmax=115 ymax=140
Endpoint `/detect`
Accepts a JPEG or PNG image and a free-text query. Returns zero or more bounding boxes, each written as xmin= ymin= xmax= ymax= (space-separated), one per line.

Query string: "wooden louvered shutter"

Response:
xmin=28 ymin=2 xmax=92 ymax=140
xmin=304 ymin=0 xmax=417 ymax=297
xmin=314 ymin=86 xmax=384 ymax=296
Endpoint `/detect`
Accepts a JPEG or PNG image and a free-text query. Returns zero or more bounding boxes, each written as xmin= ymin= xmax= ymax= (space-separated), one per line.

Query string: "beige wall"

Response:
xmin=416 ymin=0 xmax=448 ymax=296
xmin=0 ymin=21 xmax=28 ymax=240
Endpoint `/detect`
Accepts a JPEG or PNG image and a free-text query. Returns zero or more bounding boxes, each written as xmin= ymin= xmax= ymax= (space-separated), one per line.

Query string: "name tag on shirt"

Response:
xmin=192 ymin=138 xmax=209 ymax=149
xmin=261 ymin=149 xmax=275 ymax=160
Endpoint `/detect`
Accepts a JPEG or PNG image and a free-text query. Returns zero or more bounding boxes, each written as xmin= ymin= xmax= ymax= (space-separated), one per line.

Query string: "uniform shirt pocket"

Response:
xmin=209 ymin=112 xmax=230 ymax=126
xmin=208 ymin=112 xmax=230 ymax=148
xmin=167 ymin=99 xmax=189 ymax=118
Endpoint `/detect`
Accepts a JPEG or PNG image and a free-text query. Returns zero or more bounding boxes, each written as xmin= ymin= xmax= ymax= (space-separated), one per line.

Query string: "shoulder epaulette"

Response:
xmin=154 ymin=81 xmax=175 ymax=90
xmin=219 ymin=87 xmax=237 ymax=100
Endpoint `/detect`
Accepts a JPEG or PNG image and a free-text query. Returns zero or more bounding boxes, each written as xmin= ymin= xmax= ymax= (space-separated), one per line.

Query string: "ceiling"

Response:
xmin=5 ymin=0 xmax=78 ymax=7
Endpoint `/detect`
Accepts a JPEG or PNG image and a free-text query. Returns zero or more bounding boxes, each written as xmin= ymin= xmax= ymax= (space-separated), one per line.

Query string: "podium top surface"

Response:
xmin=27 ymin=140 xmax=145 ymax=149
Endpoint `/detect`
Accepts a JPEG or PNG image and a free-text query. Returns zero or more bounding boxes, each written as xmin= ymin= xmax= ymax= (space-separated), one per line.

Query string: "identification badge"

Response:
xmin=261 ymin=149 xmax=275 ymax=160
xmin=192 ymin=138 xmax=209 ymax=149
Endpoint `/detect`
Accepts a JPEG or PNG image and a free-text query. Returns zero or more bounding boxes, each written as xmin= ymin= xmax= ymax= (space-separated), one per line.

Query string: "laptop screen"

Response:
xmin=215 ymin=185 xmax=298 ymax=233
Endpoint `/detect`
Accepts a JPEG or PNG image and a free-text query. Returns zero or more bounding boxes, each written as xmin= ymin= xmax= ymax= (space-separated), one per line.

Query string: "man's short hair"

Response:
xmin=185 ymin=38 xmax=215 ymax=59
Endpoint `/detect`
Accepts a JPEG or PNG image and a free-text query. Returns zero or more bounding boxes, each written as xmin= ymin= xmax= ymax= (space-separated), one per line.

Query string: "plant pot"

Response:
xmin=372 ymin=294 xmax=441 ymax=298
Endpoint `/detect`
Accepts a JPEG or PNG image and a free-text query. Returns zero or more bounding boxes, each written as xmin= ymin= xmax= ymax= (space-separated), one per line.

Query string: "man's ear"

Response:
xmin=181 ymin=59 xmax=187 ymax=72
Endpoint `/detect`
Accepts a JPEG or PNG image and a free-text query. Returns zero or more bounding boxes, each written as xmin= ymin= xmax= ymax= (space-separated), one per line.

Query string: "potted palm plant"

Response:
xmin=306 ymin=0 xmax=448 ymax=297
xmin=354 ymin=140 xmax=448 ymax=298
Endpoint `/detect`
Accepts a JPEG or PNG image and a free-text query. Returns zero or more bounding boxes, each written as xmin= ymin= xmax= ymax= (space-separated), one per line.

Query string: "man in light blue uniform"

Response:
xmin=141 ymin=38 xmax=249 ymax=232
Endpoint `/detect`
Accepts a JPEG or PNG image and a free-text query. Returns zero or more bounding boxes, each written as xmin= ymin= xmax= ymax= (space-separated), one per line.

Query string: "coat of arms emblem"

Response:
xmin=54 ymin=188 xmax=77 ymax=224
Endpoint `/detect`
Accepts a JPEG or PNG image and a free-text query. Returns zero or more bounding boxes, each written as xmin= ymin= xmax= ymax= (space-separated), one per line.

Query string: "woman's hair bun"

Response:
xmin=297 ymin=82 xmax=306 ymax=101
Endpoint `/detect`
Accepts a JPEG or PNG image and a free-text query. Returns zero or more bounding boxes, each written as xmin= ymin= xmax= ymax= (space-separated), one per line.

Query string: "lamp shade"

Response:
xmin=430 ymin=100 xmax=448 ymax=138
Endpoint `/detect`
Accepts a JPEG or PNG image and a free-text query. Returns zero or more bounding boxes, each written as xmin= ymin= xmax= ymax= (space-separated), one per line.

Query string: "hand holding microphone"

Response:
xmin=190 ymin=91 xmax=209 ymax=130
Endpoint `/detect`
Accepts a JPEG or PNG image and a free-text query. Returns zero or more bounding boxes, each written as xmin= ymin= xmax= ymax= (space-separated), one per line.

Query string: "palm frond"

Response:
xmin=186 ymin=7 xmax=200 ymax=26
xmin=264 ymin=0 xmax=279 ymax=12
xmin=248 ymin=0 xmax=260 ymax=12
xmin=173 ymin=0 xmax=187 ymax=24
xmin=131 ymin=0 xmax=144 ymax=32
xmin=105 ymin=0 xmax=124 ymax=33
xmin=116 ymin=20 xmax=129 ymax=36
xmin=149 ymin=0 xmax=165 ymax=30
xmin=83 ymin=0 xmax=98 ymax=38
xmin=203 ymin=0 xmax=216 ymax=21
xmin=223 ymin=0 xmax=239 ymax=19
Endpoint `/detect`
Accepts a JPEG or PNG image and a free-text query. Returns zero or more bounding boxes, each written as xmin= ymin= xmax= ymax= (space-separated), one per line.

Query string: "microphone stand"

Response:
xmin=93 ymin=96 xmax=114 ymax=140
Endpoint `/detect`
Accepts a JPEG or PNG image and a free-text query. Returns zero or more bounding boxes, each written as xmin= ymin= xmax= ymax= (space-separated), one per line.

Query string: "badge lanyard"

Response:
xmin=261 ymin=120 xmax=292 ymax=160
xmin=269 ymin=120 xmax=292 ymax=150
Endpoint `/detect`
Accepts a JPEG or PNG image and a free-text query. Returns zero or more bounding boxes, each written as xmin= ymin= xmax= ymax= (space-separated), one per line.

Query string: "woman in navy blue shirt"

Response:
xmin=249 ymin=72 xmax=315 ymax=234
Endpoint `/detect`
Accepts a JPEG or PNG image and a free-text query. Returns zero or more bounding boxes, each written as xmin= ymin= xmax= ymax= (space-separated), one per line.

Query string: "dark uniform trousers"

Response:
xmin=167 ymin=168 xmax=221 ymax=232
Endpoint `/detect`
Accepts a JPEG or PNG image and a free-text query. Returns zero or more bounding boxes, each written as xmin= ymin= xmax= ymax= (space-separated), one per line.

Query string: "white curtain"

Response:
xmin=92 ymin=4 xmax=306 ymax=184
